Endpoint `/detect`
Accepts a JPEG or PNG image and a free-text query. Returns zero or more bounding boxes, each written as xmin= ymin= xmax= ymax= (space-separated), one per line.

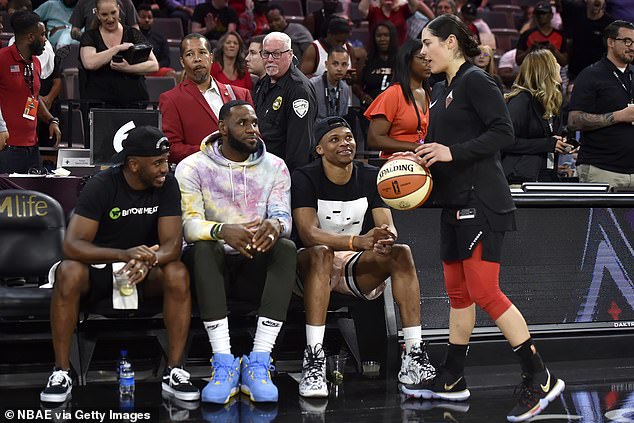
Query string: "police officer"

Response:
xmin=254 ymin=31 xmax=318 ymax=173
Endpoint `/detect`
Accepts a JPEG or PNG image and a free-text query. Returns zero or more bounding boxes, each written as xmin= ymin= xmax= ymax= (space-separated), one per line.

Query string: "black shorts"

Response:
xmin=440 ymin=202 xmax=515 ymax=263
xmin=79 ymin=264 xmax=145 ymax=306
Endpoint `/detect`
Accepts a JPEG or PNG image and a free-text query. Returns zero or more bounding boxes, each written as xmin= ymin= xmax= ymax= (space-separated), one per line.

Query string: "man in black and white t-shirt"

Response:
xmin=291 ymin=117 xmax=436 ymax=399
xmin=40 ymin=126 xmax=199 ymax=405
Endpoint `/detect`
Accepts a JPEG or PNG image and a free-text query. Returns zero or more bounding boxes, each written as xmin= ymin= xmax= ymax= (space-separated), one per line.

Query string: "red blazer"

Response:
xmin=159 ymin=78 xmax=253 ymax=164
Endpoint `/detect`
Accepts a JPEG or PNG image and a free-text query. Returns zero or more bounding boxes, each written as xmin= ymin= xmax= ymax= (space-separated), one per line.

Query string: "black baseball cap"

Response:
xmin=314 ymin=116 xmax=353 ymax=143
xmin=112 ymin=125 xmax=170 ymax=164
xmin=461 ymin=2 xmax=478 ymax=17
xmin=535 ymin=1 xmax=552 ymax=13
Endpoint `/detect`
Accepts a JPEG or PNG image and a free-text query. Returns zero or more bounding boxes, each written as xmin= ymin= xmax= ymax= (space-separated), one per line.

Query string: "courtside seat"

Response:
xmin=0 ymin=190 xmax=80 ymax=382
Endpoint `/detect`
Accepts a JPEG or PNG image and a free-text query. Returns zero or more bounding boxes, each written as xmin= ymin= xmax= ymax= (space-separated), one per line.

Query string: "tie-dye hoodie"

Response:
xmin=175 ymin=131 xmax=292 ymax=247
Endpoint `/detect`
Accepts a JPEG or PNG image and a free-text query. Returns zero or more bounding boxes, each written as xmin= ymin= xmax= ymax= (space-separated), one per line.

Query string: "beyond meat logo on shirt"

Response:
xmin=109 ymin=206 xmax=159 ymax=220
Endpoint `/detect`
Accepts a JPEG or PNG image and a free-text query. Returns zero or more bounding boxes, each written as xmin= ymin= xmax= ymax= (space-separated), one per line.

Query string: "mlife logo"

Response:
xmin=109 ymin=207 xmax=122 ymax=220
xmin=113 ymin=121 xmax=137 ymax=153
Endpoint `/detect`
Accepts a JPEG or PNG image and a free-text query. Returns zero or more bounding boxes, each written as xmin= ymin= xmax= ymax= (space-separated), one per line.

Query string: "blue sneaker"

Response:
xmin=201 ymin=353 xmax=241 ymax=404
xmin=240 ymin=352 xmax=278 ymax=402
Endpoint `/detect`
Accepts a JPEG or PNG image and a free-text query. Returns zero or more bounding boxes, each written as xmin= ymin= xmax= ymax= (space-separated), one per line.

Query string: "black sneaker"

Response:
xmin=162 ymin=367 xmax=201 ymax=401
xmin=40 ymin=369 xmax=72 ymax=403
xmin=401 ymin=367 xmax=470 ymax=401
xmin=506 ymin=369 xmax=565 ymax=422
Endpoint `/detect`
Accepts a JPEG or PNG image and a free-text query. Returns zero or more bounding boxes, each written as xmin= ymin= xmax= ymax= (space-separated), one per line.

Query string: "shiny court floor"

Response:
xmin=2 ymin=364 xmax=634 ymax=423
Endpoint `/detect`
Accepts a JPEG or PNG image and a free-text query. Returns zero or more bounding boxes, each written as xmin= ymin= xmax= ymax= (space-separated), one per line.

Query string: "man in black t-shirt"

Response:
xmin=568 ymin=20 xmax=634 ymax=190
xmin=291 ymin=117 xmax=436 ymax=399
xmin=191 ymin=0 xmax=238 ymax=41
xmin=40 ymin=126 xmax=200 ymax=405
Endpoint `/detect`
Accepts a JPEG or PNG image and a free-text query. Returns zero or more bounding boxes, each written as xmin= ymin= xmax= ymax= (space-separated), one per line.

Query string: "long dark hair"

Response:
xmin=391 ymin=39 xmax=425 ymax=105
xmin=213 ymin=31 xmax=248 ymax=79
xmin=425 ymin=14 xmax=480 ymax=59
xmin=370 ymin=20 xmax=398 ymax=61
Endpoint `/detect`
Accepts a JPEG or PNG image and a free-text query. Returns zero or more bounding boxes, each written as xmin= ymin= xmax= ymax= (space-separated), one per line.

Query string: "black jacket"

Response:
xmin=502 ymin=91 xmax=559 ymax=182
xmin=427 ymin=63 xmax=515 ymax=214
xmin=253 ymin=65 xmax=318 ymax=174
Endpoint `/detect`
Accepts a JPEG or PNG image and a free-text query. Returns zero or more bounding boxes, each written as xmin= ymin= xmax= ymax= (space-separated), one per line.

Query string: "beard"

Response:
xmin=227 ymin=133 xmax=258 ymax=155
xmin=30 ymin=39 xmax=45 ymax=56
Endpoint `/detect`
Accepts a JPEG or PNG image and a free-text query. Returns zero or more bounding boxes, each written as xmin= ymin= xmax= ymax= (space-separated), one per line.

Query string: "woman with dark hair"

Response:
xmin=400 ymin=15 xmax=564 ymax=423
xmin=354 ymin=21 xmax=398 ymax=108
xmin=211 ymin=31 xmax=252 ymax=90
xmin=79 ymin=0 xmax=158 ymax=107
xmin=363 ymin=39 xmax=431 ymax=158
xmin=503 ymin=49 xmax=572 ymax=182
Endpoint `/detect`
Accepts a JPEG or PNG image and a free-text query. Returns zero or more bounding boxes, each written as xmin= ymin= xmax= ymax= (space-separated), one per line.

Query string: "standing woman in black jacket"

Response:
xmin=502 ymin=49 xmax=573 ymax=183
xmin=399 ymin=15 xmax=565 ymax=423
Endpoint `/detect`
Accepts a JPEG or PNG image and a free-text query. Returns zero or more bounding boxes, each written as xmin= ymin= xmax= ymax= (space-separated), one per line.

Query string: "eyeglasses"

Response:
xmin=261 ymin=49 xmax=291 ymax=59
xmin=614 ymin=37 xmax=634 ymax=47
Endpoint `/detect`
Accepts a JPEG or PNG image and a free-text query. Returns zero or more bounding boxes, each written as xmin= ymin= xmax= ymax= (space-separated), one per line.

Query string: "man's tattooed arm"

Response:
xmin=568 ymin=111 xmax=616 ymax=131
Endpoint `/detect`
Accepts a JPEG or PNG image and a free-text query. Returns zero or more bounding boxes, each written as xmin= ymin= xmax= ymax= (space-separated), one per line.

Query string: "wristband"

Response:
xmin=348 ymin=235 xmax=355 ymax=251
xmin=48 ymin=117 xmax=60 ymax=125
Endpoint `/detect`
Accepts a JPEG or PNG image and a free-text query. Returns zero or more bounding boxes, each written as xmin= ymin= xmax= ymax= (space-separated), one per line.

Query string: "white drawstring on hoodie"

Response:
xmin=227 ymin=162 xmax=248 ymax=204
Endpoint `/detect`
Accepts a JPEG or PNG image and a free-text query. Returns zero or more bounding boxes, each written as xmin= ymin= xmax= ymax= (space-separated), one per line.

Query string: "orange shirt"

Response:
xmin=363 ymin=83 xmax=428 ymax=157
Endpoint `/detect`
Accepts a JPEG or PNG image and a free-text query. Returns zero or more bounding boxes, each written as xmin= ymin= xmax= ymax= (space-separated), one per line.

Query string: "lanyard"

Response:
xmin=17 ymin=50 xmax=35 ymax=97
xmin=612 ymin=70 xmax=633 ymax=103
xmin=323 ymin=73 xmax=340 ymax=116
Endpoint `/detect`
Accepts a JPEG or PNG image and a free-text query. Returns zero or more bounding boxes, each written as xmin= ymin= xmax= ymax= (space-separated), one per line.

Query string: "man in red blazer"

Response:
xmin=160 ymin=33 xmax=253 ymax=164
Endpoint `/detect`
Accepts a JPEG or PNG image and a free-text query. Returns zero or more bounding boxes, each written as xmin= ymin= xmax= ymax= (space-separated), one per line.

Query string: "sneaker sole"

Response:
xmin=40 ymin=390 xmax=72 ymax=403
xmin=299 ymin=387 xmax=329 ymax=398
xmin=400 ymin=384 xmax=471 ymax=402
xmin=241 ymin=385 xmax=279 ymax=402
xmin=201 ymin=386 xmax=239 ymax=404
xmin=162 ymin=382 xmax=201 ymax=401
xmin=506 ymin=378 xmax=566 ymax=422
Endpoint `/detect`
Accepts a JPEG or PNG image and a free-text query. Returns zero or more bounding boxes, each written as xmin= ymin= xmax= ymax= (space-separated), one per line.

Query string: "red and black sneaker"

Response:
xmin=506 ymin=369 xmax=565 ymax=422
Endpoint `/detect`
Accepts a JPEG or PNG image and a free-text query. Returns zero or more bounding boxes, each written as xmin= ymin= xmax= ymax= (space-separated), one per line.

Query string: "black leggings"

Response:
xmin=182 ymin=239 xmax=297 ymax=322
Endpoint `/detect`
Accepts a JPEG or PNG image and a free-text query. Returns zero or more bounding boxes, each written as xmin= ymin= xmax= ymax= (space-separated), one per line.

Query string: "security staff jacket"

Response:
xmin=254 ymin=64 xmax=318 ymax=173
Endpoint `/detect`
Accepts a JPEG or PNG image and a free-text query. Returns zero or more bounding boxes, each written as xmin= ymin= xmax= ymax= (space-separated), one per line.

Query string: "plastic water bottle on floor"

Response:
xmin=117 ymin=350 xmax=128 ymax=381
xmin=119 ymin=358 xmax=135 ymax=396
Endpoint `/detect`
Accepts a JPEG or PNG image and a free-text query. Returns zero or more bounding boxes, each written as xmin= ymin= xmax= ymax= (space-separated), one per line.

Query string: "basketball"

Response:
xmin=376 ymin=155 xmax=433 ymax=211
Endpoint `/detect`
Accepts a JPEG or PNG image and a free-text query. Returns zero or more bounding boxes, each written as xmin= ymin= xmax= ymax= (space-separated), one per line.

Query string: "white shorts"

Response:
xmin=296 ymin=250 xmax=387 ymax=301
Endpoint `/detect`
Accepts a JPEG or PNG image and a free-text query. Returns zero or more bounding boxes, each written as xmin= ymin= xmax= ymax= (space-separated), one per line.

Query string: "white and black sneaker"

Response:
xmin=40 ymin=369 xmax=72 ymax=403
xmin=398 ymin=343 xmax=437 ymax=385
xmin=162 ymin=367 xmax=200 ymax=401
xmin=299 ymin=344 xmax=328 ymax=398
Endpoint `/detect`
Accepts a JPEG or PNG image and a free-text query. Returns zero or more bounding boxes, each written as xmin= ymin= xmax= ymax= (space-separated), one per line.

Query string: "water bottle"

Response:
xmin=117 ymin=350 xmax=128 ymax=381
xmin=119 ymin=358 xmax=135 ymax=396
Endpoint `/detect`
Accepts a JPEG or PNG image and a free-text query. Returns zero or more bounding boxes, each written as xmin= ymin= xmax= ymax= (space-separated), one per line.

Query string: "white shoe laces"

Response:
xmin=49 ymin=370 xmax=70 ymax=386
xmin=170 ymin=368 xmax=191 ymax=384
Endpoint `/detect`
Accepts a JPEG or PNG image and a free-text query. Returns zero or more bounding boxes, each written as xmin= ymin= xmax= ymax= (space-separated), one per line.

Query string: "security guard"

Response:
xmin=254 ymin=31 xmax=318 ymax=174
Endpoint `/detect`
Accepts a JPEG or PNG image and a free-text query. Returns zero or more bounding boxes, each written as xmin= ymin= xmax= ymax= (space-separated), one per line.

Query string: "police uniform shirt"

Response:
xmin=254 ymin=65 xmax=318 ymax=173
xmin=74 ymin=166 xmax=181 ymax=249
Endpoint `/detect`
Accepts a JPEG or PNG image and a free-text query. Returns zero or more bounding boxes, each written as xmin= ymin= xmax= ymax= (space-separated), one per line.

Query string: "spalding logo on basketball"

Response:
xmin=376 ymin=155 xmax=433 ymax=211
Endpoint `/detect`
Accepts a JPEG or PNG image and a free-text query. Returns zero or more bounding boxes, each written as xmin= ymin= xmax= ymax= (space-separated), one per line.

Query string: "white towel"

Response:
xmin=111 ymin=262 xmax=138 ymax=310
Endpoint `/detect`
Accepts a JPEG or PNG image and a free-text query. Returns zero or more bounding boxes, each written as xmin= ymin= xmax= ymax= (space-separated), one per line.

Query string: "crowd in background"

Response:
xmin=0 ymin=0 xmax=633 ymax=186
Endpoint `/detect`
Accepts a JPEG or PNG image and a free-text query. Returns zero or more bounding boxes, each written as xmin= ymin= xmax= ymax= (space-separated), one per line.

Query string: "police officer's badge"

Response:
xmin=292 ymin=99 xmax=309 ymax=118
xmin=272 ymin=96 xmax=282 ymax=111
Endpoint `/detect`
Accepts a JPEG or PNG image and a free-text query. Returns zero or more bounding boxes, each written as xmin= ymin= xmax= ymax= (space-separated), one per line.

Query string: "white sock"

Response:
xmin=204 ymin=317 xmax=231 ymax=355
xmin=305 ymin=324 xmax=326 ymax=349
xmin=403 ymin=326 xmax=422 ymax=354
xmin=253 ymin=316 xmax=283 ymax=353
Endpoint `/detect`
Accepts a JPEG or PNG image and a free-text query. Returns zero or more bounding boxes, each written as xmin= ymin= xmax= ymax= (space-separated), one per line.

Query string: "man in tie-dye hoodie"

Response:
xmin=175 ymin=100 xmax=296 ymax=404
